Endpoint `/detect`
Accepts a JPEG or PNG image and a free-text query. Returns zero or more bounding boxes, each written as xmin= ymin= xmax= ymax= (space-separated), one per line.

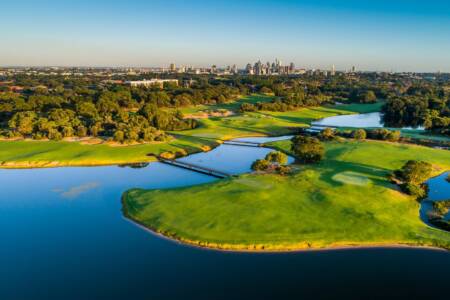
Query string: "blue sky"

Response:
xmin=1 ymin=0 xmax=450 ymax=71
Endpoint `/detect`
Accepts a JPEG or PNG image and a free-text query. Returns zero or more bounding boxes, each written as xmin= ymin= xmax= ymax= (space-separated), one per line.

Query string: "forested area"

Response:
xmin=382 ymin=85 xmax=450 ymax=135
xmin=0 ymin=76 xmax=241 ymax=143
xmin=240 ymin=74 xmax=397 ymax=112
xmin=1 ymin=72 xmax=449 ymax=143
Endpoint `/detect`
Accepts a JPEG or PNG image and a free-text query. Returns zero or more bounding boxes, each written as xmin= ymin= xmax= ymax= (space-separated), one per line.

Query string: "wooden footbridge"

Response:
xmin=159 ymin=159 xmax=232 ymax=179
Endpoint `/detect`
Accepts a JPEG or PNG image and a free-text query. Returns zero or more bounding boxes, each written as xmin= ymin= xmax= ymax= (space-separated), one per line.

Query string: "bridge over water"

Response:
xmin=159 ymin=159 xmax=232 ymax=179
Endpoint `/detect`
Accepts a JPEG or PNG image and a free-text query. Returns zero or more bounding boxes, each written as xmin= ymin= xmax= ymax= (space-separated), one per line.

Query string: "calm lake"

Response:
xmin=1 ymin=137 xmax=449 ymax=299
xmin=312 ymin=112 xmax=424 ymax=130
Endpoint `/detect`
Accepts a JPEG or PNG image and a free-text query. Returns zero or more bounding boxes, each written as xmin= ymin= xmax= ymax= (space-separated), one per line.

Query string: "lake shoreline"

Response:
xmin=121 ymin=138 xmax=450 ymax=254
xmin=0 ymin=131 xmax=300 ymax=169
xmin=122 ymin=204 xmax=449 ymax=253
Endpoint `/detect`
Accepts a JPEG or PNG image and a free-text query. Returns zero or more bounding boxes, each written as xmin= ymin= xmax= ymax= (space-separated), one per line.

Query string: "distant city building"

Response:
xmin=125 ymin=79 xmax=178 ymax=88
xmin=246 ymin=63 xmax=254 ymax=75
xmin=231 ymin=64 xmax=238 ymax=74
xmin=244 ymin=59 xmax=297 ymax=75
xmin=289 ymin=62 xmax=295 ymax=73
xmin=331 ymin=65 xmax=336 ymax=76
xmin=254 ymin=60 xmax=263 ymax=75
xmin=169 ymin=63 xmax=176 ymax=72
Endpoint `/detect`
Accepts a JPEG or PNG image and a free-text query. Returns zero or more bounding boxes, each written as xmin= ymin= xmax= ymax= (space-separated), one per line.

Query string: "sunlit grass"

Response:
xmin=123 ymin=139 xmax=450 ymax=250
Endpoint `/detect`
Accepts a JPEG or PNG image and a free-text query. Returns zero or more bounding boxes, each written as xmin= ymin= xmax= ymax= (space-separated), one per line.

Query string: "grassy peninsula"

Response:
xmin=122 ymin=139 xmax=450 ymax=251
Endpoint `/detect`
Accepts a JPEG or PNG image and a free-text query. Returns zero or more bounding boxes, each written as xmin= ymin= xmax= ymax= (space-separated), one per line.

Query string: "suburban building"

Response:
xmin=125 ymin=79 xmax=178 ymax=88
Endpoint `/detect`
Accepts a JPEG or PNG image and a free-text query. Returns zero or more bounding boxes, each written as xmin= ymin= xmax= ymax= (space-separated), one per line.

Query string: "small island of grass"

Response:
xmin=122 ymin=138 xmax=450 ymax=251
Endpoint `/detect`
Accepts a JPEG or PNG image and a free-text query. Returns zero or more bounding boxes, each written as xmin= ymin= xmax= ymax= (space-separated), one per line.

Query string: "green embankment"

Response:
xmin=0 ymin=135 xmax=218 ymax=168
xmin=123 ymin=139 xmax=450 ymax=251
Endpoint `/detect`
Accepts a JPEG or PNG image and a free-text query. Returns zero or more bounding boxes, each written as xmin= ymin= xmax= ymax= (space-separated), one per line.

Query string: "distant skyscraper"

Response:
xmin=275 ymin=58 xmax=281 ymax=67
xmin=269 ymin=62 xmax=275 ymax=73
xmin=169 ymin=63 xmax=176 ymax=72
xmin=351 ymin=66 xmax=356 ymax=73
xmin=245 ymin=63 xmax=254 ymax=74
xmin=331 ymin=64 xmax=336 ymax=76
xmin=254 ymin=60 xmax=263 ymax=75
xmin=289 ymin=62 xmax=295 ymax=73
xmin=231 ymin=64 xmax=238 ymax=74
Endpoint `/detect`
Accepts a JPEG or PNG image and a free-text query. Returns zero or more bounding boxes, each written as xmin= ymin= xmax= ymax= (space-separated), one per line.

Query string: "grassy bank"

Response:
xmin=0 ymin=135 xmax=218 ymax=168
xmin=122 ymin=139 xmax=450 ymax=251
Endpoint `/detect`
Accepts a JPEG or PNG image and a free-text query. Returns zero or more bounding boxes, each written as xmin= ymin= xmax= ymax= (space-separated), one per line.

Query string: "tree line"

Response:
xmin=0 ymin=79 xmax=240 ymax=143
xmin=382 ymin=85 xmax=449 ymax=135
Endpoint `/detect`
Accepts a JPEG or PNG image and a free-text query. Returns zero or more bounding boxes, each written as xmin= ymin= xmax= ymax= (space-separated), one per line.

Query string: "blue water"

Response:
xmin=0 ymin=137 xmax=449 ymax=299
xmin=312 ymin=112 xmax=424 ymax=130
xmin=421 ymin=172 xmax=450 ymax=224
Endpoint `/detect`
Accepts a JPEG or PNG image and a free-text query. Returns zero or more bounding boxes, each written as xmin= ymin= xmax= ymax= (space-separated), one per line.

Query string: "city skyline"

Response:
xmin=1 ymin=0 xmax=450 ymax=72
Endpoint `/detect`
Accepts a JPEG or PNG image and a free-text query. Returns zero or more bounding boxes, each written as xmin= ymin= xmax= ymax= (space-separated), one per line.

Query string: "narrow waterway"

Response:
xmin=0 ymin=136 xmax=449 ymax=299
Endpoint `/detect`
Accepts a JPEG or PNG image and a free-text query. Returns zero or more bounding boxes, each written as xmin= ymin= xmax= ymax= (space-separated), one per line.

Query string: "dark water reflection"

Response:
xmin=0 ymin=137 xmax=449 ymax=299
xmin=421 ymin=172 xmax=450 ymax=226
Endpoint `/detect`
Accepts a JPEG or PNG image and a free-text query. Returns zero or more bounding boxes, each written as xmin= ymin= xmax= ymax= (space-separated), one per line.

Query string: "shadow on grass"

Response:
xmin=265 ymin=114 xmax=316 ymax=125
xmin=317 ymin=159 xmax=392 ymax=189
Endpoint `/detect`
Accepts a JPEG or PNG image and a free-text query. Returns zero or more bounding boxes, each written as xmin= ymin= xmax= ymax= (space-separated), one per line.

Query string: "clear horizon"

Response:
xmin=2 ymin=0 xmax=450 ymax=72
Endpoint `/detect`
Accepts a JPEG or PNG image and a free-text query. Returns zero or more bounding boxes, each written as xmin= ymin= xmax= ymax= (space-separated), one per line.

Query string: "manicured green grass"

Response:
xmin=179 ymin=94 xmax=276 ymax=114
xmin=0 ymin=135 xmax=218 ymax=168
xmin=327 ymin=101 xmax=385 ymax=113
xmin=176 ymin=112 xmax=303 ymax=139
xmin=261 ymin=107 xmax=356 ymax=126
xmin=123 ymin=139 xmax=450 ymax=251
xmin=178 ymin=103 xmax=384 ymax=140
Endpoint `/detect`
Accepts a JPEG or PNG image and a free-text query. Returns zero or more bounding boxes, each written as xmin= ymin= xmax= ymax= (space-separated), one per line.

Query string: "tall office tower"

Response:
xmin=231 ymin=64 xmax=238 ymax=74
xmin=351 ymin=66 xmax=356 ymax=73
xmin=275 ymin=58 xmax=281 ymax=67
xmin=169 ymin=63 xmax=176 ymax=72
xmin=245 ymin=63 xmax=254 ymax=74
xmin=254 ymin=60 xmax=263 ymax=75
xmin=271 ymin=62 xmax=277 ymax=73
xmin=331 ymin=64 xmax=336 ymax=76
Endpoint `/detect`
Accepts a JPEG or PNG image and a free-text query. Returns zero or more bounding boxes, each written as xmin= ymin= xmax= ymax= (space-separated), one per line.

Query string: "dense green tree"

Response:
xmin=291 ymin=136 xmax=324 ymax=163
xmin=251 ymin=159 xmax=270 ymax=171
xmin=351 ymin=129 xmax=367 ymax=140
xmin=319 ymin=127 xmax=335 ymax=140
xmin=265 ymin=151 xmax=288 ymax=165
xmin=8 ymin=111 xmax=37 ymax=135
xmin=113 ymin=130 xmax=125 ymax=143
xmin=391 ymin=160 xmax=432 ymax=198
